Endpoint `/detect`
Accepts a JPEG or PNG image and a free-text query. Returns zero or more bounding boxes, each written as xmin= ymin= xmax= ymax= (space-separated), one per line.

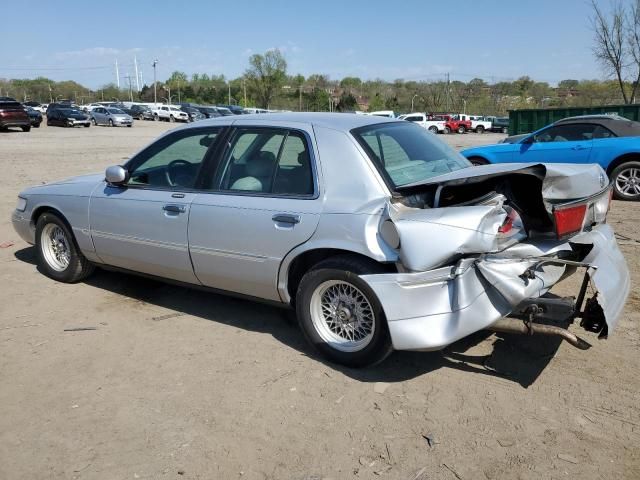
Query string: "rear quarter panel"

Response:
xmin=590 ymin=137 xmax=640 ymax=171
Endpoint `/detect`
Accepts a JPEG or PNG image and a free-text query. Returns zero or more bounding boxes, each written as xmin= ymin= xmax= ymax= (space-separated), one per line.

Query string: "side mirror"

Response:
xmin=105 ymin=165 xmax=129 ymax=185
xmin=522 ymin=135 xmax=534 ymax=144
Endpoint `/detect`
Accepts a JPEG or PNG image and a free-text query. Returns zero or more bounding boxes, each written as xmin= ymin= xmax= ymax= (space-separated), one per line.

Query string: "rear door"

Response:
xmin=188 ymin=125 xmax=322 ymax=301
xmin=516 ymin=123 xmax=595 ymax=164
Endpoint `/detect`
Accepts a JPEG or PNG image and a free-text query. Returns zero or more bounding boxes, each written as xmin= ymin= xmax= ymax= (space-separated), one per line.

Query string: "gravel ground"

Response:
xmin=0 ymin=120 xmax=638 ymax=480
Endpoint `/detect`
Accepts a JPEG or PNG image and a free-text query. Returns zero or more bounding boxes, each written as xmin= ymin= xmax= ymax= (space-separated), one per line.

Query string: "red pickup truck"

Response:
xmin=434 ymin=114 xmax=471 ymax=134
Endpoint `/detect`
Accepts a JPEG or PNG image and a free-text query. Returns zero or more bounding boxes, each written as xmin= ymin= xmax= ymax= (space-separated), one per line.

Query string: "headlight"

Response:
xmin=16 ymin=197 xmax=27 ymax=212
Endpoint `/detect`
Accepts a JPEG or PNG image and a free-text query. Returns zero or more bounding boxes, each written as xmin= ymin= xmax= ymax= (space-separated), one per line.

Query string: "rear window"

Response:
xmin=352 ymin=122 xmax=471 ymax=188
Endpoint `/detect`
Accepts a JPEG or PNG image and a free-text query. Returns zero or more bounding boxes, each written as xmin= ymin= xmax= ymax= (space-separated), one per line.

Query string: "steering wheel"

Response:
xmin=165 ymin=159 xmax=191 ymax=187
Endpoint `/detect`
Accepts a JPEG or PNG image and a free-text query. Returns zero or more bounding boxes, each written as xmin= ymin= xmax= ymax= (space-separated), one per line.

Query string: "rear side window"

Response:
xmin=534 ymin=124 xmax=597 ymax=142
xmin=593 ymin=125 xmax=617 ymax=139
xmin=212 ymin=128 xmax=314 ymax=196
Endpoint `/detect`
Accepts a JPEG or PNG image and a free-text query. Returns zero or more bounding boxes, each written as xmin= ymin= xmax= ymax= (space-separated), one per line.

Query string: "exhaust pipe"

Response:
xmin=488 ymin=318 xmax=592 ymax=350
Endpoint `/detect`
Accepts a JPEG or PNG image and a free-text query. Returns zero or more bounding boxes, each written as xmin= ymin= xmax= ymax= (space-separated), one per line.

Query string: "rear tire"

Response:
xmin=457 ymin=125 xmax=466 ymax=134
xmin=502 ymin=127 xmax=508 ymax=134
xmin=296 ymin=255 xmax=393 ymax=368
xmin=428 ymin=125 xmax=438 ymax=134
xmin=444 ymin=126 xmax=451 ymax=134
xmin=35 ymin=212 xmax=95 ymax=283
xmin=92 ymin=118 xmax=97 ymax=126
xmin=611 ymin=161 xmax=640 ymax=200
xmin=22 ymin=126 xmax=31 ymax=132
xmin=154 ymin=114 xmax=159 ymax=121
xmin=475 ymin=125 xmax=485 ymax=134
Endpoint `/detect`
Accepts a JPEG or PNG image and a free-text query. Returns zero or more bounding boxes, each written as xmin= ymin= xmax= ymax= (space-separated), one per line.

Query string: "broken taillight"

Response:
xmin=554 ymin=203 xmax=587 ymax=238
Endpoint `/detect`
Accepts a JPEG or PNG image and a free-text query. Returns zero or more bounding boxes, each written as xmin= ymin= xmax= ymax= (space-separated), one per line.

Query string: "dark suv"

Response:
xmin=0 ymin=97 xmax=31 ymax=132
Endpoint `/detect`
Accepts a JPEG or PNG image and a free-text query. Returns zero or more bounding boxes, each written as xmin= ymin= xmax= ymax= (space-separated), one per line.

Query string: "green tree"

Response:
xmin=245 ymin=49 xmax=287 ymax=108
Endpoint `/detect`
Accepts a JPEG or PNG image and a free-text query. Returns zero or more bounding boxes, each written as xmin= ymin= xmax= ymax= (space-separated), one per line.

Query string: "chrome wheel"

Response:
xmin=310 ymin=280 xmax=375 ymax=352
xmin=615 ymin=167 xmax=640 ymax=197
xmin=40 ymin=224 xmax=71 ymax=272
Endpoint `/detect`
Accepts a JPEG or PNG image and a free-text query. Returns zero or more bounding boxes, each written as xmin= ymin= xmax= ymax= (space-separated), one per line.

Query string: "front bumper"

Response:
xmin=361 ymin=224 xmax=630 ymax=351
xmin=12 ymin=210 xmax=35 ymax=245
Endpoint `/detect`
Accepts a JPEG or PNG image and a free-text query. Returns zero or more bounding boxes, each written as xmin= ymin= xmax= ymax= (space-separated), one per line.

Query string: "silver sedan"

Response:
xmin=11 ymin=113 xmax=630 ymax=367
xmin=91 ymin=107 xmax=133 ymax=127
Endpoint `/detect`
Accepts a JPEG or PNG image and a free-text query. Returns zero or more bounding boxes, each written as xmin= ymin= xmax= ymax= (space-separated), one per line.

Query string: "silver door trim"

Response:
xmin=92 ymin=230 xmax=187 ymax=251
xmin=189 ymin=245 xmax=268 ymax=261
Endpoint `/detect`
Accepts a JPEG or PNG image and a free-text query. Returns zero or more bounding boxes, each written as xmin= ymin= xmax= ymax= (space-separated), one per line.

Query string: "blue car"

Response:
xmin=461 ymin=115 xmax=640 ymax=200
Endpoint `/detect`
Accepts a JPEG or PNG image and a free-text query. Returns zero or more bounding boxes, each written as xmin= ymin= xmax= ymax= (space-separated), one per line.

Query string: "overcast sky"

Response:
xmin=2 ymin=0 xmax=608 ymax=88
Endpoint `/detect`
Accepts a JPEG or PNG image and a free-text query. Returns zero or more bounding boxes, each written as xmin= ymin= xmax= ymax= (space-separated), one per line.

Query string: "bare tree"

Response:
xmin=626 ymin=0 xmax=640 ymax=101
xmin=591 ymin=0 xmax=629 ymax=103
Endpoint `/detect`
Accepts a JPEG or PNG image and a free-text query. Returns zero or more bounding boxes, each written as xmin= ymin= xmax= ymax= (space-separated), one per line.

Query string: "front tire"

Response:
xmin=611 ymin=161 xmax=640 ymax=200
xmin=475 ymin=125 xmax=485 ymax=133
xmin=108 ymin=119 xmax=114 ymax=127
xmin=428 ymin=126 xmax=438 ymax=134
xmin=35 ymin=212 xmax=95 ymax=283
xmin=169 ymin=115 xmax=175 ymax=123
xmin=296 ymin=255 xmax=393 ymax=368
xmin=22 ymin=126 xmax=31 ymax=132
xmin=457 ymin=125 xmax=466 ymax=134
xmin=444 ymin=126 xmax=451 ymax=134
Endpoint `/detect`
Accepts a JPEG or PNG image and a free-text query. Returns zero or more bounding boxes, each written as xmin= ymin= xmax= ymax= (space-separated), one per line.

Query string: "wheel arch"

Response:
xmin=282 ymin=248 xmax=396 ymax=305
xmin=466 ymin=155 xmax=490 ymax=165
xmin=606 ymin=152 xmax=640 ymax=176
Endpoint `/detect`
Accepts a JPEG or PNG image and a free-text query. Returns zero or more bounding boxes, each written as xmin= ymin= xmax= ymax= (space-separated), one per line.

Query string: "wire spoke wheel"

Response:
xmin=310 ymin=280 xmax=375 ymax=352
xmin=40 ymin=223 xmax=71 ymax=272
xmin=616 ymin=167 xmax=640 ymax=196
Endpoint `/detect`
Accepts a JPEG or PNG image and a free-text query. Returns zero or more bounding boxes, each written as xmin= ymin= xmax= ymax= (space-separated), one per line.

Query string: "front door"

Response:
xmin=90 ymin=127 xmax=222 ymax=283
xmin=517 ymin=123 xmax=595 ymax=164
xmin=188 ymin=126 xmax=322 ymax=301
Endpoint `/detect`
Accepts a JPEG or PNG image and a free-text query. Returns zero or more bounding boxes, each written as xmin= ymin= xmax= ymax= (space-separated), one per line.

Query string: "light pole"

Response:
xmin=411 ymin=94 xmax=419 ymax=112
xmin=463 ymin=99 xmax=467 ymax=115
xmin=228 ymin=83 xmax=231 ymax=104
xmin=152 ymin=59 xmax=158 ymax=105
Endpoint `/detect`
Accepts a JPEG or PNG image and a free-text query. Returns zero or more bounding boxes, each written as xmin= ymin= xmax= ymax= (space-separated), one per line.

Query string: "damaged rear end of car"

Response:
xmin=352 ymin=122 xmax=630 ymax=352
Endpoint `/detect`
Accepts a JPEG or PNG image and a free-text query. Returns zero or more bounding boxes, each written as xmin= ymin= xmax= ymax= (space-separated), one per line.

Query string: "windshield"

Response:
xmin=107 ymin=108 xmax=124 ymax=114
xmin=352 ymin=122 xmax=471 ymax=188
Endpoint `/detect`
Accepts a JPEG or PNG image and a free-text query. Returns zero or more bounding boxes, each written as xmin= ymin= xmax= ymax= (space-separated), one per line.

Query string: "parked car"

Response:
xmin=214 ymin=106 xmax=234 ymax=116
xmin=369 ymin=110 xmax=397 ymax=118
xmin=243 ymin=107 xmax=270 ymax=114
xmin=0 ymin=97 xmax=31 ymax=132
xmin=130 ymin=104 xmax=154 ymax=120
xmin=46 ymin=108 xmax=91 ymax=128
xmin=23 ymin=101 xmax=46 ymax=114
xmin=455 ymin=114 xmax=493 ymax=133
xmin=46 ymin=102 xmax=74 ymax=115
xmin=11 ymin=113 xmax=629 ymax=367
xmin=438 ymin=114 xmax=472 ymax=134
xmin=91 ymin=107 xmax=133 ymax=127
xmin=219 ymin=104 xmax=246 ymax=115
xmin=80 ymin=103 xmax=103 ymax=113
xmin=398 ymin=112 xmax=446 ymax=133
xmin=110 ymin=104 xmax=135 ymax=116
xmin=152 ymin=105 xmax=189 ymax=122
xmin=461 ymin=114 xmax=640 ymax=200
xmin=195 ymin=106 xmax=222 ymax=118
xmin=180 ymin=106 xmax=206 ymax=122
xmin=25 ymin=106 xmax=43 ymax=127
xmin=490 ymin=116 xmax=510 ymax=133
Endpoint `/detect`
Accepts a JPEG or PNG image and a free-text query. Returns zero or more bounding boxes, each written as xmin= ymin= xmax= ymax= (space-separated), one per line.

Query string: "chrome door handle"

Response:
xmin=162 ymin=204 xmax=186 ymax=213
xmin=272 ymin=214 xmax=300 ymax=225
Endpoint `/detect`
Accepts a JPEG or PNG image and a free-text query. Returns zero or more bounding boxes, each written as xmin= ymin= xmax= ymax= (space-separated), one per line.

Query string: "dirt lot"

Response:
xmin=1 ymin=121 xmax=638 ymax=480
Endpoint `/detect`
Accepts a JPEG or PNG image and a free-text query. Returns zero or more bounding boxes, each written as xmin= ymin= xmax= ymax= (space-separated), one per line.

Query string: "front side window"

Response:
xmin=126 ymin=128 xmax=220 ymax=189
xmin=352 ymin=122 xmax=471 ymax=188
xmin=213 ymin=128 xmax=314 ymax=195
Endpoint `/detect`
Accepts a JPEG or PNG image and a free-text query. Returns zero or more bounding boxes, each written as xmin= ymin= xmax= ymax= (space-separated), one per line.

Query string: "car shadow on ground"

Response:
xmin=15 ymin=246 xmax=562 ymax=388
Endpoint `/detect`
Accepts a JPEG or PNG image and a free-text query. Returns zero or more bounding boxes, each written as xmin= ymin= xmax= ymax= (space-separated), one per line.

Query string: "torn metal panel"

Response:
xmin=388 ymin=194 xmax=525 ymax=272
xmin=361 ymin=223 xmax=629 ymax=351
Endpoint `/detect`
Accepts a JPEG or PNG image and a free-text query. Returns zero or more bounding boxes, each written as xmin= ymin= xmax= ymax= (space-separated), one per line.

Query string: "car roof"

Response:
xmin=178 ymin=112 xmax=397 ymax=131
xmin=552 ymin=114 xmax=640 ymax=136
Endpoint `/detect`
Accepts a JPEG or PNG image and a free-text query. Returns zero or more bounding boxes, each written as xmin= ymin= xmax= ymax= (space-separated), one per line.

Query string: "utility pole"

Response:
xmin=115 ymin=60 xmax=120 ymax=88
xmin=445 ymin=72 xmax=450 ymax=112
xmin=228 ymin=83 xmax=231 ymax=104
xmin=152 ymin=59 xmax=158 ymax=105
xmin=177 ymin=80 xmax=181 ymax=103
xmin=134 ymin=56 xmax=140 ymax=92
xmin=125 ymin=74 xmax=134 ymax=102
xmin=243 ymin=78 xmax=247 ymax=107
xmin=299 ymin=84 xmax=303 ymax=111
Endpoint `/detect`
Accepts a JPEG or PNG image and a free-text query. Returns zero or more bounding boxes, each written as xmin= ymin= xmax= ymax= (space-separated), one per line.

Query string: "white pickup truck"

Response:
xmin=151 ymin=105 xmax=189 ymax=122
xmin=398 ymin=113 xmax=446 ymax=133
xmin=455 ymin=114 xmax=493 ymax=133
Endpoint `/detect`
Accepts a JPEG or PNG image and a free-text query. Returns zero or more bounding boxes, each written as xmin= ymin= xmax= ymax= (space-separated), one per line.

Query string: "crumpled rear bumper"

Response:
xmin=361 ymin=224 xmax=630 ymax=351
